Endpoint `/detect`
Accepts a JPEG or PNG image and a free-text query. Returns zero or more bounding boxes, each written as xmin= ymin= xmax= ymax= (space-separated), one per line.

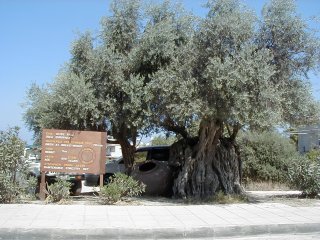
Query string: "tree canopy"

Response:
xmin=24 ymin=0 xmax=320 ymax=195
xmin=148 ymin=0 xmax=319 ymax=139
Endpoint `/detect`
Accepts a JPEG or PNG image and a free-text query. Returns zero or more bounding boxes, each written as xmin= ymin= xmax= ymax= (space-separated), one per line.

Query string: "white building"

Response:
xmin=106 ymin=136 xmax=122 ymax=160
xmin=105 ymin=136 xmax=150 ymax=160
xmin=106 ymin=143 xmax=122 ymax=160
xmin=297 ymin=125 xmax=320 ymax=153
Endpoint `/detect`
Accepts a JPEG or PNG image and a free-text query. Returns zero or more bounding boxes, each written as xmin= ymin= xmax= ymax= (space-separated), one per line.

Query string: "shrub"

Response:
xmin=0 ymin=174 xmax=20 ymax=203
xmin=0 ymin=127 xmax=27 ymax=203
xmin=100 ymin=173 xmax=145 ymax=204
xmin=24 ymin=176 xmax=38 ymax=199
xmin=238 ymin=131 xmax=299 ymax=183
xmin=45 ymin=178 xmax=72 ymax=203
xmin=288 ymin=157 xmax=320 ymax=197
xmin=306 ymin=149 xmax=320 ymax=162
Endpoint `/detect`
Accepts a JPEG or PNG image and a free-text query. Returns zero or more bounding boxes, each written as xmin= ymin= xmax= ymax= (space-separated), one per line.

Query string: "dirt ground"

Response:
xmin=245 ymin=191 xmax=320 ymax=207
xmin=26 ymin=181 xmax=320 ymax=206
xmin=64 ymin=190 xmax=320 ymax=207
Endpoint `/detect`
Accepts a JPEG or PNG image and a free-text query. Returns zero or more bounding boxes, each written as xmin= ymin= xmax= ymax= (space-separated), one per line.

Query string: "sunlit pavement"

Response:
xmin=1 ymin=183 xmax=320 ymax=239
xmin=1 ymin=199 xmax=320 ymax=240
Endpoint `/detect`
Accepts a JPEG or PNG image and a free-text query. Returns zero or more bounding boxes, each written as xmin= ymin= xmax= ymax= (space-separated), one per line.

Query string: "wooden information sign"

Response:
xmin=40 ymin=129 xmax=106 ymax=199
xmin=41 ymin=129 xmax=106 ymax=174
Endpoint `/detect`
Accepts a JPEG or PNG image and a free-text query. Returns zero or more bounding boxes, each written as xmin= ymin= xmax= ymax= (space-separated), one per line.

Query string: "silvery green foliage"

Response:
xmin=24 ymin=71 xmax=101 ymax=136
xmin=24 ymin=0 xmax=319 ymax=146
xmin=69 ymin=0 xmax=195 ymax=140
xmin=25 ymin=0 xmax=146 ymax=145
xmin=101 ymin=0 xmax=140 ymax=53
xmin=259 ymin=0 xmax=318 ymax=77
xmin=258 ymin=0 xmax=320 ymax=126
xmin=148 ymin=0 xmax=319 ymax=136
xmin=202 ymin=45 xmax=278 ymax=128
xmin=50 ymin=71 xmax=101 ymax=128
xmin=148 ymin=0 xmax=277 ymax=134
xmin=202 ymin=2 xmax=266 ymax=111
xmin=143 ymin=1 xmax=200 ymax=136
xmin=147 ymin=43 xmax=201 ymax=133
xmin=70 ymin=32 xmax=94 ymax=77
xmin=87 ymin=0 xmax=145 ymax=132
xmin=196 ymin=0 xmax=290 ymax=129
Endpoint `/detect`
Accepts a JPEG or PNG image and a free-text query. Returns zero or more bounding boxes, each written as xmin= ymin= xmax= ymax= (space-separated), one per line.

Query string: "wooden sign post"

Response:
xmin=100 ymin=174 xmax=104 ymax=189
xmin=39 ymin=171 xmax=46 ymax=201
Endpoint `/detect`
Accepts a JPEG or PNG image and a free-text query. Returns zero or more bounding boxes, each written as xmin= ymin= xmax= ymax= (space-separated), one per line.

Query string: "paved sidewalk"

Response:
xmin=0 ymin=203 xmax=320 ymax=239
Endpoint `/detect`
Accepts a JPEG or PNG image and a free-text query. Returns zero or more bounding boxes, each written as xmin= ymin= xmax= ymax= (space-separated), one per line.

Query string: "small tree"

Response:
xmin=0 ymin=127 xmax=26 ymax=203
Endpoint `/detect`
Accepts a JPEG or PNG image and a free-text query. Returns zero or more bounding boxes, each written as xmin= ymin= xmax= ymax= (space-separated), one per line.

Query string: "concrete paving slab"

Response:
xmin=0 ymin=203 xmax=320 ymax=239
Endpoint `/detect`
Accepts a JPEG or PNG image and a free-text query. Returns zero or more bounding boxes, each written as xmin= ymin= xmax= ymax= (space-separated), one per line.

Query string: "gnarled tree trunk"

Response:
xmin=169 ymin=119 xmax=243 ymax=198
xmin=113 ymin=125 xmax=136 ymax=174
xmin=118 ymin=137 xmax=135 ymax=174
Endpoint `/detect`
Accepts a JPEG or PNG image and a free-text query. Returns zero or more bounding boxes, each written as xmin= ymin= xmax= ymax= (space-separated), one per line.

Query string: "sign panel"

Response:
xmin=41 ymin=129 xmax=106 ymax=174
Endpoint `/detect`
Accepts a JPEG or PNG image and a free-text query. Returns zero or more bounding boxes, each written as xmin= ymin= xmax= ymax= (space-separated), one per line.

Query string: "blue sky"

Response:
xmin=0 ymin=0 xmax=319 ymax=144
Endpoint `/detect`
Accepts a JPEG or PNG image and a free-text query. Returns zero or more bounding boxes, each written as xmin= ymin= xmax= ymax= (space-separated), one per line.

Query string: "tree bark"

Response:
xmin=113 ymin=125 xmax=136 ymax=174
xmin=118 ymin=137 xmax=135 ymax=174
xmin=169 ymin=119 xmax=243 ymax=199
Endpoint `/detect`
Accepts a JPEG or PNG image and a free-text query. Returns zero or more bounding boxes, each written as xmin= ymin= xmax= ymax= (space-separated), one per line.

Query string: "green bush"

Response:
xmin=305 ymin=149 xmax=320 ymax=162
xmin=0 ymin=174 xmax=20 ymax=203
xmin=288 ymin=157 xmax=320 ymax=197
xmin=0 ymin=127 xmax=28 ymax=203
xmin=25 ymin=176 xmax=38 ymax=198
xmin=45 ymin=178 xmax=72 ymax=203
xmin=238 ymin=131 xmax=299 ymax=183
xmin=100 ymin=173 xmax=145 ymax=204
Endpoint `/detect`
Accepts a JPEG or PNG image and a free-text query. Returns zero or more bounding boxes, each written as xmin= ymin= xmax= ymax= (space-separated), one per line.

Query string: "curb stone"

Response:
xmin=1 ymin=223 xmax=320 ymax=240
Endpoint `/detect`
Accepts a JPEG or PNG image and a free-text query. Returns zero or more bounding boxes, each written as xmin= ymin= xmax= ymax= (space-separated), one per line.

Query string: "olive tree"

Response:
xmin=24 ymin=0 xmax=193 ymax=172
xmin=25 ymin=0 xmax=146 ymax=171
xmin=147 ymin=0 xmax=319 ymax=198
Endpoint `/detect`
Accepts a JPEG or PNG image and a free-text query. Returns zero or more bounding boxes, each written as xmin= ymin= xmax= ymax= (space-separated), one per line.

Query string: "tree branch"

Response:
xmin=161 ymin=117 xmax=189 ymax=140
xmin=226 ymin=123 xmax=241 ymax=141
